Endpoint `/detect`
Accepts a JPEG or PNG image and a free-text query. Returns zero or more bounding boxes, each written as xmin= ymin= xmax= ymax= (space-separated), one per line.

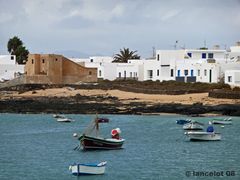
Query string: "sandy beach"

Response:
xmin=8 ymin=87 xmax=240 ymax=105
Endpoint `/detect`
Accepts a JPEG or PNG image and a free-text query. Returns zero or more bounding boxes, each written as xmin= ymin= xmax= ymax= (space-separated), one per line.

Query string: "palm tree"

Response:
xmin=7 ymin=36 xmax=29 ymax=64
xmin=113 ymin=48 xmax=140 ymax=63
xmin=7 ymin=36 xmax=23 ymax=55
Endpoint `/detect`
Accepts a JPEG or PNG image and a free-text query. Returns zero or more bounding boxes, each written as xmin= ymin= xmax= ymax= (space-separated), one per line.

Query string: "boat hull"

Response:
xmin=57 ymin=118 xmax=72 ymax=122
xmin=185 ymin=132 xmax=221 ymax=141
xmin=69 ymin=162 xmax=106 ymax=175
xmin=79 ymin=135 xmax=125 ymax=150
xmin=212 ymin=120 xmax=232 ymax=125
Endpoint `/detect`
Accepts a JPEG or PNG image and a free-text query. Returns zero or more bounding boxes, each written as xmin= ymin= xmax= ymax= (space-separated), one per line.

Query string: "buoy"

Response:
xmin=221 ymin=126 xmax=224 ymax=128
xmin=73 ymin=133 xmax=78 ymax=137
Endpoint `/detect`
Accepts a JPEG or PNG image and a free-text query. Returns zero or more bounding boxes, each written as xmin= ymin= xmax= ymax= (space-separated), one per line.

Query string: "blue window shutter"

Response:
xmin=177 ymin=70 xmax=180 ymax=77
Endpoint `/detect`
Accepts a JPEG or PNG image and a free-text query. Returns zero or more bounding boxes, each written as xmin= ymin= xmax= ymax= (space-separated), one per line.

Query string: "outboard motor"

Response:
xmin=207 ymin=125 xmax=214 ymax=133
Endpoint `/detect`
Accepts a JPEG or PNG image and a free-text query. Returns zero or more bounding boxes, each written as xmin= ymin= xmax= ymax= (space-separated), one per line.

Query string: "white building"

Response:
xmin=67 ymin=42 xmax=240 ymax=84
xmin=0 ymin=55 xmax=24 ymax=82
xmin=103 ymin=62 xmax=139 ymax=80
xmin=225 ymin=70 xmax=240 ymax=87
xmin=69 ymin=56 xmax=113 ymax=79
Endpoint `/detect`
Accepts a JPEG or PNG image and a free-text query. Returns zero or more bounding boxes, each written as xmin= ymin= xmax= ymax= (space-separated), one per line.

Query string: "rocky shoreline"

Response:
xmin=1 ymin=95 xmax=240 ymax=116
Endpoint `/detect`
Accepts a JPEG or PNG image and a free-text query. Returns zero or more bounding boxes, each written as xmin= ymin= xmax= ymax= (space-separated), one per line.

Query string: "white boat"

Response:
xmin=69 ymin=161 xmax=107 ymax=175
xmin=53 ymin=114 xmax=65 ymax=118
xmin=56 ymin=118 xmax=72 ymax=123
xmin=211 ymin=118 xmax=232 ymax=125
xmin=185 ymin=131 xmax=221 ymax=141
xmin=183 ymin=122 xmax=204 ymax=130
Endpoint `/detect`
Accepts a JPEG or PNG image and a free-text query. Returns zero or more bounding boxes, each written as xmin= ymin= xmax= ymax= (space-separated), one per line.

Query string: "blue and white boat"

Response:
xmin=176 ymin=119 xmax=191 ymax=125
xmin=69 ymin=161 xmax=107 ymax=175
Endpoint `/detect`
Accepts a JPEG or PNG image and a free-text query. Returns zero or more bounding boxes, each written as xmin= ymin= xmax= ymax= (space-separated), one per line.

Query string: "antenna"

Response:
xmin=174 ymin=40 xmax=178 ymax=50
xmin=152 ymin=46 xmax=155 ymax=58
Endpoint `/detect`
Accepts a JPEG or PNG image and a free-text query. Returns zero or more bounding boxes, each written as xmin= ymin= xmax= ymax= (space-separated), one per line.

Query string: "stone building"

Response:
xmin=24 ymin=54 xmax=97 ymax=84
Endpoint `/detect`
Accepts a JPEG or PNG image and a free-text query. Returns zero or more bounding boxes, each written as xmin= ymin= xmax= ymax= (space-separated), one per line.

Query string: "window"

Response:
xmin=198 ymin=70 xmax=200 ymax=76
xmin=187 ymin=53 xmax=192 ymax=58
xmin=90 ymin=59 xmax=93 ymax=62
xmin=32 ymin=59 xmax=34 ymax=64
xmin=11 ymin=56 xmax=14 ymax=60
xmin=89 ymin=71 xmax=92 ymax=75
xmin=119 ymin=72 xmax=121 ymax=78
xmin=177 ymin=70 xmax=180 ymax=77
xmin=99 ymin=70 xmax=102 ymax=77
xmin=55 ymin=58 xmax=58 ymax=61
xmin=130 ymin=72 xmax=132 ymax=77
xmin=147 ymin=70 xmax=153 ymax=78
xmin=202 ymin=53 xmax=206 ymax=59
xmin=228 ymin=76 xmax=232 ymax=82
xmin=191 ymin=70 xmax=194 ymax=77
xmin=157 ymin=54 xmax=160 ymax=61
xmin=204 ymin=69 xmax=207 ymax=76
xmin=170 ymin=69 xmax=174 ymax=77
xmin=42 ymin=59 xmax=45 ymax=63
xmin=208 ymin=53 xmax=214 ymax=58
xmin=184 ymin=70 xmax=188 ymax=76
xmin=157 ymin=69 xmax=159 ymax=76
xmin=124 ymin=71 xmax=126 ymax=78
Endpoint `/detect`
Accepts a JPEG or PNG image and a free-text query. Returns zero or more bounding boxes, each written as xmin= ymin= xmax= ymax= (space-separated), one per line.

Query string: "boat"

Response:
xmin=176 ymin=119 xmax=191 ymax=125
xmin=185 ymin=131 xmax=221 ymax=141
xmin=69 ymin=161 xmax=107 ymax=175
xmin=53 ymin=114 xmax=65 ymax=118
xmin=211 ymin=118 xmax=232 ymax=125
xmin=53 ymin=114 xmax=73 ymax=122
xmin=74 ymin=116 xmax=125 ymax=150
xmin=183 ymin=122 xmax=204 ymax=130
xmin=56 ymin=117 xmax=72 ymax=123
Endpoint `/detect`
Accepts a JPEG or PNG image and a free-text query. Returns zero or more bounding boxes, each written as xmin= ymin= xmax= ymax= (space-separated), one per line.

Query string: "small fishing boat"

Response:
xmin=69 ymin=161 xmax=107 ymax=175
xmin=185 ymin=131 xmax=221 ymax=141
xmin=211 ymin=118 xmax=232 ymax=125
xmin=176 ymin=119 xmax=191 ymax=125
xmin=56 ymin=117 xmax=72 ymax=123
xmin=74 ymin=116 xmax=125 ymax=150
xmin=53 ymin=114 xmax=73 ymax=122
xmin=183 ymin=122 xmax=204 ymax=130
xmin=53 ymin=114 xmax=65 ymax=118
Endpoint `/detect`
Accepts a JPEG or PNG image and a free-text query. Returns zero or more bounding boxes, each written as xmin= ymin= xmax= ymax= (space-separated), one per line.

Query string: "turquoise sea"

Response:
xmin=0 ymin=114 xmax=239 ymax=180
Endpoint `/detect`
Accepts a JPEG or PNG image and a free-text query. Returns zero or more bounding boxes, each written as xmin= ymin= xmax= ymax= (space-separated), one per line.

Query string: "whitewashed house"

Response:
xmin=225 ymin=70 xmax=240 ymax=87
xmin=70 ymin=56 xmax=113 ymax=79
xmin=103 ymin=62 xmax=139 ymax=80
xmin=0 ymin=55 xmax=24 ymax=82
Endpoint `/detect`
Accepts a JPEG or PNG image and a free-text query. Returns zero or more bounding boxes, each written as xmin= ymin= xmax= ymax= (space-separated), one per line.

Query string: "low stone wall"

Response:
xmin=209 ymin=90 xmax=240 ymax=99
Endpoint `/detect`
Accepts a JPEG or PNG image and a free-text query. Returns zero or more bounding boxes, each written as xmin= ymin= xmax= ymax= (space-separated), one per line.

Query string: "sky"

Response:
xmin=0 ymin=0 xmax=240 ymax=58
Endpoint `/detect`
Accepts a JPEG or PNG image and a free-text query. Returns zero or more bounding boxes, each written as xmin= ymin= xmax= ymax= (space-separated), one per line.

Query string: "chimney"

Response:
xmin=213 ymin=45 xmax=220 ymax=50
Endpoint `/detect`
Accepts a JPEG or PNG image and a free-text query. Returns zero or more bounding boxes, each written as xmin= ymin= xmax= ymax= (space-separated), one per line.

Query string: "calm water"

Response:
xmin=0 ymin=114 xmax=239 ymax=180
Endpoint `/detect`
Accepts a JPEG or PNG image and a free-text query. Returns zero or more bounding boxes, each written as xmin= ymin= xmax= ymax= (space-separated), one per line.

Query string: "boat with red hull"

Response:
xmin=75 ymin=117 xmax=125 ymax=150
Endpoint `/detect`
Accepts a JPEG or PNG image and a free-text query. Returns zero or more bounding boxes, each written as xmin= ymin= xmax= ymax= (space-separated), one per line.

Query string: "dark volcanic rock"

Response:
xmin=0 ymin=96 xmax=240 ymax=116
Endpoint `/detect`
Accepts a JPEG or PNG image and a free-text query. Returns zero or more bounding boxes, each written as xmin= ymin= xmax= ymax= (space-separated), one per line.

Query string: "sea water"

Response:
xmin=0 ymin=114 xmax=239 ymax=180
